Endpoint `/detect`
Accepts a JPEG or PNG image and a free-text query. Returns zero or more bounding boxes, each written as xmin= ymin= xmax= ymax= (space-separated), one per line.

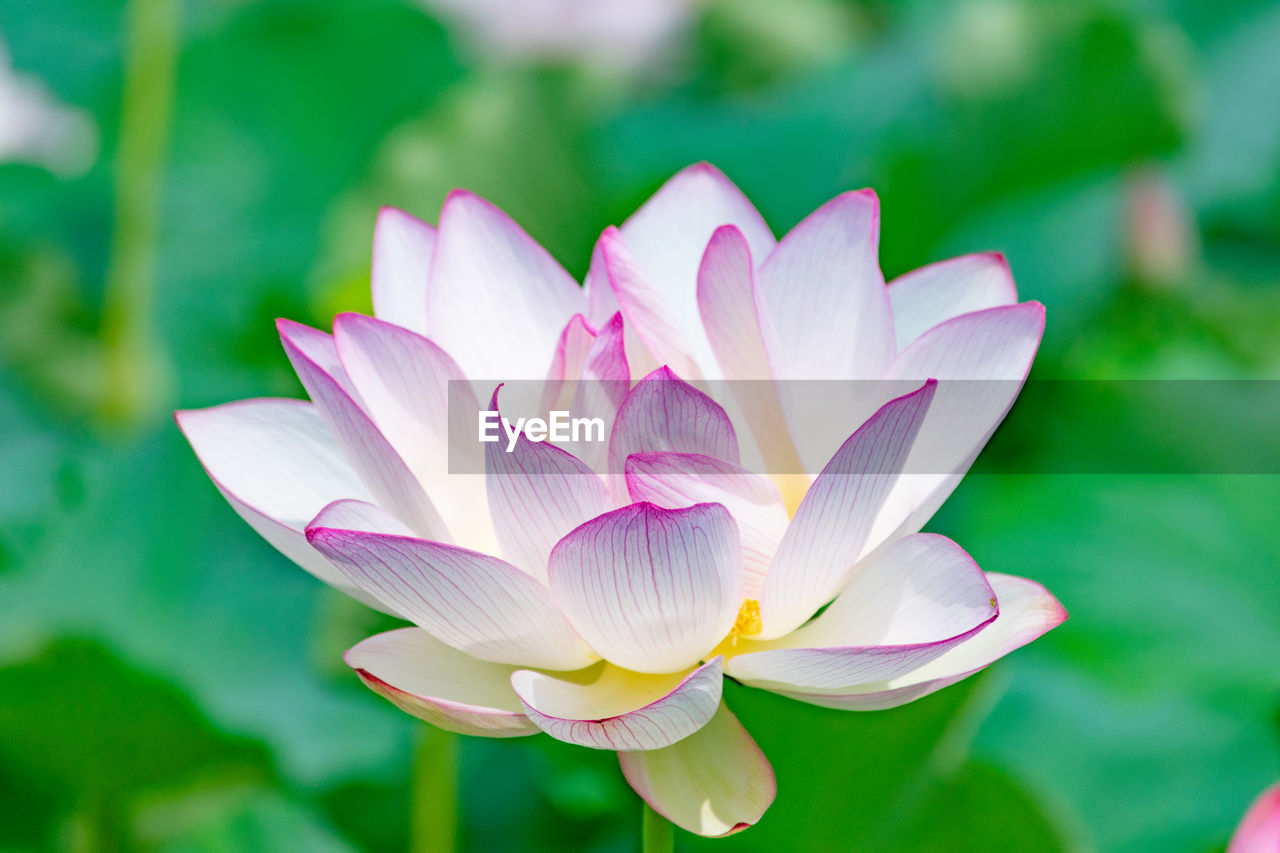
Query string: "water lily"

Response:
xmin=177 ymin=164 xmax=1066 ymax=837
xmin=1230 ymin=783 xmax=1280 ymax=853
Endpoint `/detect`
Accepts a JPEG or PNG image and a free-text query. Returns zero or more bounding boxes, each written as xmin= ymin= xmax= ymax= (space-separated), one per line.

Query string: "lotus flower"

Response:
xmin=177 ymin=163 xmax=1066 ymax=837
xmin=1230 ymin=783 xmax=1280 ymax=853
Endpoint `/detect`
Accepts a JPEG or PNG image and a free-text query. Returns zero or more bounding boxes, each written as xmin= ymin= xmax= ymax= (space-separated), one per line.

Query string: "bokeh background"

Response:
xmin=2 ymin=0 xmax=1279 ymax=850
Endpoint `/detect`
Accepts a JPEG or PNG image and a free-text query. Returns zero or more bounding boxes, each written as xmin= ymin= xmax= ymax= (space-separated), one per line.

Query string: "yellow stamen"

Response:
xmin=733 ymin=599 xmax=762 ymax=638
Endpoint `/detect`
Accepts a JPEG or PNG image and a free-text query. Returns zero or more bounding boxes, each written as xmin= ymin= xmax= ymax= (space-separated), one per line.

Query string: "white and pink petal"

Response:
xmin=174 ymin=399 xmax=387 ymax=610
xmin=307 ymin=505 xmax=597 ymax=671
xmin=761 ymin=573 xmax=1066 ymax=710
xmin=510 ymin=658 xmax=722 ymax=751
xmin=548 ymin=502 xmax=743 ymax=674
xmin=426 ymin=189 xmax=585 ymax=379
xmin=370 ymin=206 xmax=435 ymax=336
xmin=619 ymin=702 xmax=775 ymax=837
xmin=346 ymin=628 xmax=538 ymax=738
xmin=758 ymin=381 xmax=936 ymax=639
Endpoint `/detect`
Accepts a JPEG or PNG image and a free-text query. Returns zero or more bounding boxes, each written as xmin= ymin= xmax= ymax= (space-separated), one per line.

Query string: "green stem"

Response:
xmin=642 ymin=802 xmax=675 ymax=853
xmin=99 ymin=0 xmax=179 ymax=426
xmin=411 ymin=726 xmax=458 ymax=853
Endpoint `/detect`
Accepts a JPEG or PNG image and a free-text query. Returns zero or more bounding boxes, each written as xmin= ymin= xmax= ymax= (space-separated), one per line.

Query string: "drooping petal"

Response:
xmin=510 ymin=658 xmax=722 ymax=751
xmin=174 ymin=400 xmax=387 ymax=610
xmin=548 ymin=502 xmax=743 ymax=674
xmin=608 ymin=366 xmax=739 ymax=480
xmin=625 ymin=452 xmax=786 ymax=599
xmin=757 ymin=189 xmax=895 ymax=382
xmin=279 ymin=319 xmax=448 ymax=540
xmin=887 ymin=252 xmax=1019 ymax=351
xmin=619 ymin=702 xmax=775 ymax=837
xmin=696 ymin=224 xmax=804 ymax=474
xmin=867 ymin=302 xmax=1045 ymax=549
xmin=485 ymin=391 xmax=613 ymax=582
xmin=345 ymin=628 xmax=538 ymax=737
xmin=426 ymin=189 xmax=585 ymax=379
xmin=758 ymin=381 xmax=936 ymax=639
xmin=727 ymin=534 xmax=997 ymax=688
xmin=330 ymin=313 xmax=495 ymax=552
xmin=1229 ymin=783 xmax=1280 ymax=853
xmin=598 ymin=162 xmax=777 ymax=377
xmin=307 ymin=505 xmax=596 ymax=670
xmin=371 ymin=206 xmax=434 ymax=336
xmin=594 ymin=226 xmax=702 ymax=381
xmin=764 ymin=573 xmax=1066 ymax=710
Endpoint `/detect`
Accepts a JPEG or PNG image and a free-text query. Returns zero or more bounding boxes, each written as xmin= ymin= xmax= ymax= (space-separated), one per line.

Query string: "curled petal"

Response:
xmin=619 ymin=702 xmax=775 ymax=837
xmin=510 ymin=658 xmax=722 ymax=751
xmin=549 ymin=502 xmax=743 ymax=674
xmin=346 ymin=628 xmax=538 ymax=737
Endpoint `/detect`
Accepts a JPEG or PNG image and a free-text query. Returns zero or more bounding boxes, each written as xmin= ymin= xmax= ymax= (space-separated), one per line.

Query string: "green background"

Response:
xmin=2 ymin=0 xmax=1278 ymax=850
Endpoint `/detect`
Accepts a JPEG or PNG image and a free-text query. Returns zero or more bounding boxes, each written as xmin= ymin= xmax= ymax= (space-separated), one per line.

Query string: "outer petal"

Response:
xmin=757 ymin=190 xmax=895 ymax=382
xmin=758 ymin=381 xmax=936 ymax=639
xmin=307 ymin=505 xmax=596 ymax=670
xmin=868 ymin=302 xmax=1045 ymax=549
xmin=1230 ymin=783 xmax=1280 ymax=853
xmin=175 ymin=399 xmax=387 ymax=610
xmin=485 ymin=391 xmax=614 ymax=582
xmin=887 ymin=252 xmax=1018 ymax=351
xmin=331 ymin=312 xmax=494 ymax=552
xmin=510 ymin=658 xmax=722 ymax=751
xmin=600 ymin=162 xmax=777 ymax=376
xmin=697 ymin=224 xmax=804 ymax=474
xmin=548 ymin=502 xmax=743 ymax=674
xmin=625 ymin=452 xmax=786 ymax=600
xmin=727 ymin=534 xmax=997 ymax=689
xmin=346 ymin=628 xmax=538 ymax=737
xmin=371 ymin=206 xmax=434 ymax=336
xmin=426 ymin=190 xmax=585 ymax=380
xmin=279 ymin=319 xmax=448 ymax=540
xmin=619 ymin=703 xmax=775 ymax=837
xmin=608 ymin=366 xmax=739 ymax=479
xmin=766 ymin=573 xmax=1067 ymax=710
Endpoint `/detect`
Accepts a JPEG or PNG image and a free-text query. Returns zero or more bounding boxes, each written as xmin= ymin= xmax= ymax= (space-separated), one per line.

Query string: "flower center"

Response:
xmin=733 ymin=598 xmax=762 ymax=638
